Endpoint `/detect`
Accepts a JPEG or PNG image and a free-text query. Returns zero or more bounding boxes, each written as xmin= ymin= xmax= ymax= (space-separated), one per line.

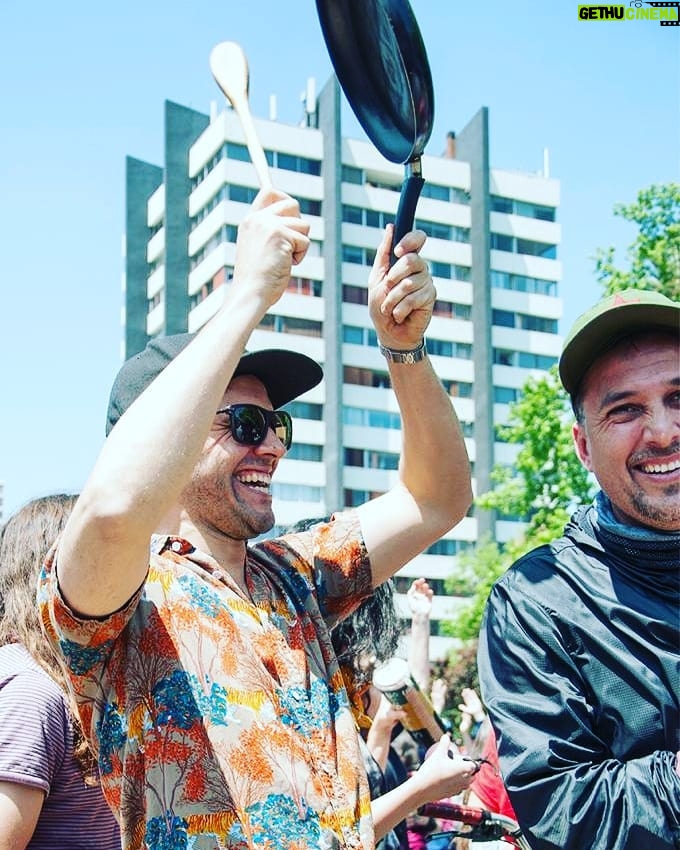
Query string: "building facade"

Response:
xmin=123 ymin=78 xmax=562 ymax=657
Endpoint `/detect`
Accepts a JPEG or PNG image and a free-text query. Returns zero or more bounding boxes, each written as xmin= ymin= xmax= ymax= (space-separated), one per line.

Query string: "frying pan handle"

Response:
xmin=392 ymin=169 xmax=425 ymax=265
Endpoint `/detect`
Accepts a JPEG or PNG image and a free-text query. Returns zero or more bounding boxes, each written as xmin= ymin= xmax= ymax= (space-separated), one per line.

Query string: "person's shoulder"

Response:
xmin=0 ymin=646 xmax=69 ymax=720
xmin=487 ymin=534 xmax=578 ymax=606
xmin=501 ymin=540 xmax=564 ymax=582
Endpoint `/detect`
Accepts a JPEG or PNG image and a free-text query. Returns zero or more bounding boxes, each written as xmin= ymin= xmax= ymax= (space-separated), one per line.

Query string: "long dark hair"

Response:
xmin=0 ymin=494 xmax=97 ymax=783
xmin=331 ymin=579 xmax=403 ymax=689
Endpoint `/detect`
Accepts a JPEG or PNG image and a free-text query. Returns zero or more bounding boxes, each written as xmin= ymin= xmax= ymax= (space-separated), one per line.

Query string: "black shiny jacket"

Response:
xmin=478 ymin=503 xmax=680 ymax=850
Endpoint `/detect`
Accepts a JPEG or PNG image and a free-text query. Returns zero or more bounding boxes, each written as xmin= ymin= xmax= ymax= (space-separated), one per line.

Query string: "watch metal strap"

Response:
xmin=378 ymin=339 xmax=427 ymax=364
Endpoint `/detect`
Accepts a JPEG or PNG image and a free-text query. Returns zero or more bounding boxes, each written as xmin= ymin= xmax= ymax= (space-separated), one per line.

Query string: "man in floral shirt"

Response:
xmin=40 ymin=189 xmax=473 ymax=849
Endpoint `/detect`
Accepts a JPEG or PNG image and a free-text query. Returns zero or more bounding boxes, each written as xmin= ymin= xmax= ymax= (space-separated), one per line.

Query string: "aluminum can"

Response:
xmin=372 ymin=656 xmax=447 ymax=748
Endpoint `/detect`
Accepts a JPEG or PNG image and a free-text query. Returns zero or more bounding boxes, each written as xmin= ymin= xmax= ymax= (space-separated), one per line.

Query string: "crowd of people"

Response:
xmin=1 ymin=184 xmax=677 ymax=849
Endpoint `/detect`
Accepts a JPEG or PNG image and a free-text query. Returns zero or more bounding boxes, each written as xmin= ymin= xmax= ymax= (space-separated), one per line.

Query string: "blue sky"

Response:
xmin=1 ymin=0 xmax=678 ymax=518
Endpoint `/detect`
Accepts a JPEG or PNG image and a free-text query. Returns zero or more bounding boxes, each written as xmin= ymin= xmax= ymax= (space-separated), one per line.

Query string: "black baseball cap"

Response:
xmin=559 ymin=289 xmax=679 ymax=397
xmin=106 ymin=333 xmax=323 ymax=435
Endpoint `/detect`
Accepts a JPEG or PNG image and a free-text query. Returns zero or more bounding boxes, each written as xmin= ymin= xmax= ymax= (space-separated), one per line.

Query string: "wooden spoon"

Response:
xmin=209 ymin=41 xmax=273 ymax=191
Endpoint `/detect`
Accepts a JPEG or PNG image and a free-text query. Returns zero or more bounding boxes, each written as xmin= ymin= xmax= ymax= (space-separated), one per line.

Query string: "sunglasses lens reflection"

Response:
xmin=228 ymin=405 xmax=292 ymax=450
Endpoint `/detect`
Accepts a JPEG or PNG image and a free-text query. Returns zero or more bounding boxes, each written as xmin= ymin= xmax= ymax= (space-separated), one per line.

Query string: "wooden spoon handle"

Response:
xmin=209 ymin=42 xmax=272 ymax=191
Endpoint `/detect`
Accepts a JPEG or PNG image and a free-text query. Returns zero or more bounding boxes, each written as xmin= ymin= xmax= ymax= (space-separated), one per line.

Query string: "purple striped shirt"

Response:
xmin=0 ymin=643 xmax=120 ymax=849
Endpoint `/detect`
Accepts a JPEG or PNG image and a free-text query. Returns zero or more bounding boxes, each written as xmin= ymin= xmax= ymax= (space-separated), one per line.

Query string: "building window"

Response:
xmin=258 ymin=315 xmax=322 ymax=337
xmin=494 ymin=387 xmax=518 ymax=404
xmin=272 ymin=483 xmax=323 ymax=501
xmin=446 ymin=380 xmax=473 ymax=398
xmin=420 ymin=183 xmax=451 ymax=202
xmin=519 ymin=314 xmax=558 ymax=333
xmin=342 ymin=245 xmax=364 ymax=265
xmin=191 ymin=141 xmax=322 ymax=190
xmin=424 ymin=539 xmax=471 ymax=556
xmin=427 ymin=339 xmax=472 ymax=359
xmin=415 ymin=219 xmax=452 ymax=240
xmin=431 ymin=261 xmax=452 ymax=280
xmin=343 ymin=366 xmax=390 ymax=389
xmin=490 ymin=233 xmax=514 ymax=252
xmin=344 ymin=447 xmax=399 ymax=470
xmin=299 ymin=198 xmax=322 ymax=216
xmin=344 ymin=448 xmax=363 ymax=467
xmin=190 ymin=224 xmax=239 ymax=270
xmin=494 ymin=349 xmax=557 ymax=370
xmin=515 ymin=200 xmax=555 ymax=221
xmin=344 ymin=488 xmax=383 ymax=507
xmin=490 ymin=270 xmax=557 ymax=297
xmin=285 ymin=443 xmax=323 ymax=462
xmin=189 ymin=268 xmax=231 ymax=309
xmin=491 ymin=233 xmax=557 ymax=259
xmin=343 ymin=406 xmax=402 ymax=430
xmin=491 ymin=196 xmax=513 ymax=214
xmin=276 ymin=152 xmax=321 ymax=176
xmin=229 ymin=184 xmax=258 ymax=204
xmin=287 ymin=276 xmax=322 ymax=297
xmin=492 ymin=310 xmax=558 ymax=335
xmin=518 ymin=352 xmax=558 ymax=370
xmin=342 ymin=207 xmax=395 ymax=229
xmin=432 ymin=300 xmax=472 ymax=320
xmin=343 ymin=285 xmax=368 ymax=305
xmin=227 ymin=142 xmax=250 ymax=162
xmin=491 ymin=195 xmax=556 ymax=222
xmin=432 ymin=299 xmax=472 ymax=322
xmin=147 ymin=291 xmax=162 ymax=314
xmin=493 ymin=349 xmax=515 ymax=366
xmin=516 ymin=238 xmax=557 ymax=260
xmin=342 ymin=245 xmax=376 ymax=266
xmin=342 ymin=165 xmax=363 ymax=184
xmin=342 ymin=205 xmax=364 ymax=224
xmin=492 ymin=309 xmax=515 ymax=328
xmin=343 ymin=325 xmax=378 ymax=347
xmin=285 ymin=401 xmax=323 ymax=420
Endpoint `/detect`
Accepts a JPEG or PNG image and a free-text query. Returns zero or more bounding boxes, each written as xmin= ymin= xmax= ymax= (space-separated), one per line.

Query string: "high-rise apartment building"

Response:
xmin=123 ymin=77 xmax=561 ymax=657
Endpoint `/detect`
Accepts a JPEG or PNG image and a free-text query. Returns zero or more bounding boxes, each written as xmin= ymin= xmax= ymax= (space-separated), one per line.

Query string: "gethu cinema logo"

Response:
xmin=577 ymin=2 xmax=680 ymax=22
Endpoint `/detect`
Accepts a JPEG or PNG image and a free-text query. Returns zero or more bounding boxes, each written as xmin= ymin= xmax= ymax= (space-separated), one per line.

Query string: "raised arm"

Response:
xmin=406 ymin=578 xmax=433 ymax=692
xmin=57 ymin=191 xmax=310 ymax=617
xmin=358 ymin=226 xmax=472 ymax=586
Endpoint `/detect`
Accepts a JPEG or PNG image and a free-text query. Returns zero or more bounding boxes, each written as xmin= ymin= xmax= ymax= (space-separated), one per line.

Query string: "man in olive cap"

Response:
xmin=478 ymin=289 xmax=680 ymax=850
xmin=39 ymin=189 xmax=473 ymax=849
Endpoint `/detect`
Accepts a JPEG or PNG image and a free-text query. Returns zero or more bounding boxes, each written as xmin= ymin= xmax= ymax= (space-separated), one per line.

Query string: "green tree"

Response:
xmin=441 ymin=537 xmax=511 ymax=642
xmin=594 ymin=182 xmax=680 ymax=299
xmin=478 ymin=366 xmax=594 ymax=543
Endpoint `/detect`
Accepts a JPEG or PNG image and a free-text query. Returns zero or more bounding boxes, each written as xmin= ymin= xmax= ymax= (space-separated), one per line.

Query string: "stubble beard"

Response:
xmin=629 ymin=481 xmax=680 ymax=531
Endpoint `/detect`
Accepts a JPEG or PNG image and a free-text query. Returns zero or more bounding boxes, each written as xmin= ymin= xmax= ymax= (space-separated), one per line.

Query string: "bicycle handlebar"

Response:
xmin=419 ymin=800 xmax=531 ymax=850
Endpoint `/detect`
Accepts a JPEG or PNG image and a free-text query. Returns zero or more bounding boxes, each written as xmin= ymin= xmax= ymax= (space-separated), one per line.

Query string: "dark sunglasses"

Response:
xmin=215 ymin=403 xmax=293 ymax=450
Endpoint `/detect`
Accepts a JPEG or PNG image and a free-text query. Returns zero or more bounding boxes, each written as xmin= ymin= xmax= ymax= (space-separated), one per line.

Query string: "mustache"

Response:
xmin=630 ymin=442 xmax=680 ymax=466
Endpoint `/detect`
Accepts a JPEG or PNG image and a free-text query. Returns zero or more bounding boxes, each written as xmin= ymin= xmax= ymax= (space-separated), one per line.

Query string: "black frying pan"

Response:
xmin=316 ymin=0 xmax=434 ymax=257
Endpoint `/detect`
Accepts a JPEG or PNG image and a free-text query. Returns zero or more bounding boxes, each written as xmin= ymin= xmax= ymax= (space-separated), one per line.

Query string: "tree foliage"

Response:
xmin=594 ymin=182 xmax=680 ymax=300
xmin=478 ymin=366 xmax=594 ymax=542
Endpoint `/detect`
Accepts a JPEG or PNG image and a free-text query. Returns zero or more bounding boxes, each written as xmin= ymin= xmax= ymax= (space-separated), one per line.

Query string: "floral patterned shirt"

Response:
xmin=39 ymin=511 xmax=375 ymax=849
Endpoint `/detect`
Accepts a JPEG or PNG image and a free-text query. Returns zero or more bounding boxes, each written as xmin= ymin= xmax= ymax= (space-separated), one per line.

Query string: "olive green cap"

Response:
xmin=559 ymin=289 xmax=679 ymax=396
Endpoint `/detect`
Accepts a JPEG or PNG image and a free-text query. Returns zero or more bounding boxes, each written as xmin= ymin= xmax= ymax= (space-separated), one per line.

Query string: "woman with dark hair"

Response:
xmin=0 ymin=494 xmax=120 ymax=849
xmin=330 ymin=573 xmax=475 ymax=848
